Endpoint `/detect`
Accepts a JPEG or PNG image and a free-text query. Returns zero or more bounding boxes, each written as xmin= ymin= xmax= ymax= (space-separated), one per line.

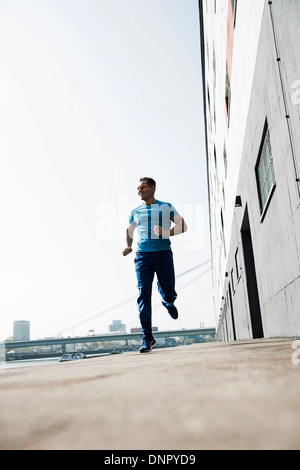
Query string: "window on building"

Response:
xmin=235 ymin=248 xmax=241 ymax=281
xmin=223 ymin=145 xmax=228 ymax=178
xmin=221 ymin=209 xmax=226 ymax=257
xmin=231 ymin=268 xmax=235 ymax=293
xmin=225 ymin=66 xmax=231 ymax=127
xmin=255 ymin=123 xmax=276 ymax=218
xmin=214 ymin=145 xmax=217 ymax=169
xmin=231 ymin=0 xmax=237 ymax=27
xmin=207 ymin=85 xmax=211 ymax=113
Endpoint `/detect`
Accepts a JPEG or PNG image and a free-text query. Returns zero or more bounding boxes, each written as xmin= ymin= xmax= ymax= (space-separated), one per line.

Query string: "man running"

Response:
xmin=122 ymin=177 xmax=187 ymax=353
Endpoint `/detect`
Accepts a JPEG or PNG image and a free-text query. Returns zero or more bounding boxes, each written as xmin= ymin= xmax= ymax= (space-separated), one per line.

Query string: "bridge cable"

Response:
xmin=126 ymin=265 xmax=212 ymax=328
xmin=57 ymin=261 xmax=211 ymax=336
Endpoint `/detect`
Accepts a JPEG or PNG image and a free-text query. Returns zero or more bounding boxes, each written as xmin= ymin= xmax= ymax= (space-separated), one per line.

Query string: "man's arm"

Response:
xmin=154 ymin=214 xmax=187 ymax=237
xmin=170 ymin=214 xmax=187 ymax=236
xmin=122 ymin=224 xmax=136 ymax=256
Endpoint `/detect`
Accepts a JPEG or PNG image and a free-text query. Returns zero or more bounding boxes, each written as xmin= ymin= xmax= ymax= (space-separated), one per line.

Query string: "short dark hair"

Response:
xmin=139 ymin=177 xmax=156 ymax=187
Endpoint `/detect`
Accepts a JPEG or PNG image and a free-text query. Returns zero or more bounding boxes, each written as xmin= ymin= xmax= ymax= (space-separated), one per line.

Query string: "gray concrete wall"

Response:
xmin=218 ymin=0 xmax=300 ymax=340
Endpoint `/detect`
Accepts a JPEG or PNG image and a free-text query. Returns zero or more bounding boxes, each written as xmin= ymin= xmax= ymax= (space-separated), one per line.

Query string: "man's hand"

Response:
xmin=153 ymin=216 xmax=187 ymax=239
xmin=122 ymin=247 xmax=133 ymax=256
xmin=153 ymin=225 xmax=169 ymax=237
xmin=123 ymin=224 xmax=136 ymax=256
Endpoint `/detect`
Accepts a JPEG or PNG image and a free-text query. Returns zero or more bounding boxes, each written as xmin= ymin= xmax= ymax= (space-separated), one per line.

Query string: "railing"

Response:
xmin=4 ymin=328 xmax=216 ymax=350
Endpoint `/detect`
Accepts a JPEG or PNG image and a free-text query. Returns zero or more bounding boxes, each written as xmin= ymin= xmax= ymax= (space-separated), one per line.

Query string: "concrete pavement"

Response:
xmin=0 ymin=338 xmax=300 ymax=450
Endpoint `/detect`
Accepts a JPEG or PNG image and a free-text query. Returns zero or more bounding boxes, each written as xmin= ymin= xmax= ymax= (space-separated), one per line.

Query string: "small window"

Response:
xmin=256 ymin=122 xmax=276 ymax=218
xmin=225 ymin=66 xmax=231 ymax=127
xmin=214 ymin=145 xmax=217 ymax=169
xmin=235 ymin=248 xmax=241 ymax=281
xmin=231 ymin=268 xmax=235 ymax=293
xmin=221 ymin=209 xmax=226 ymax=257
xmin=231 ymin=0 xmax=237 ymax=27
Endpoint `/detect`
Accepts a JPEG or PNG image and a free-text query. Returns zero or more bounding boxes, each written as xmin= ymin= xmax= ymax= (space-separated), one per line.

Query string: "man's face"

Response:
xmin=137 ymin=180 xmax=155 ymax=201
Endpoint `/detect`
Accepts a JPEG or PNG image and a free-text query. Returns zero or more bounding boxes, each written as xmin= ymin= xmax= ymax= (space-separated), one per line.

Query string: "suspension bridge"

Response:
xmin=55 ymin=259 xmax=213 ymax=336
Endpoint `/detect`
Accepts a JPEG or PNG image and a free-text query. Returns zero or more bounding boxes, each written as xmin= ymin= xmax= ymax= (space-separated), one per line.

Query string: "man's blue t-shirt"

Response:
xmin=129 ymin=200 xmax=179 ymax=252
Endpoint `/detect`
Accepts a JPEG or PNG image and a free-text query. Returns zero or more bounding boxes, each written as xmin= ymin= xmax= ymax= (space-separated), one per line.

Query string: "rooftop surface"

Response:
xmin=0 ymin=338 xmax=300 ymax=450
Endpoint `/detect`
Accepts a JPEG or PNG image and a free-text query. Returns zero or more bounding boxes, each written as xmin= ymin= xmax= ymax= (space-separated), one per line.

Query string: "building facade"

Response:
xmin=109 ymin=319 xmax=126 ymax=333
xmin=13 ymin=320 xmax=30 ymax=341
xmin=199 ymin=0 xmax=300 ymax=340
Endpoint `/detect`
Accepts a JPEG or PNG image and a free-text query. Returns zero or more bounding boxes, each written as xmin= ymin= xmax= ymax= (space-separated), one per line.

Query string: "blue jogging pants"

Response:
xmin=134 ymin=250 xmax=177 ymax=339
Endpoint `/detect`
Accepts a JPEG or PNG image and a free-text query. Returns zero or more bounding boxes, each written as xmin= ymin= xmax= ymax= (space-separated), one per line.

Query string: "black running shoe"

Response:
xmin=162 ymin=301 xmax=178 ymax=320
xmin=139 ymin=337 xmax=157 ymax=353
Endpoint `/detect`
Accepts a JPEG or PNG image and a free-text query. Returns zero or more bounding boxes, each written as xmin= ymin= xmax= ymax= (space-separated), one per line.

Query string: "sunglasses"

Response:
xmin=137 ymin=184 xmax=150 ymax=191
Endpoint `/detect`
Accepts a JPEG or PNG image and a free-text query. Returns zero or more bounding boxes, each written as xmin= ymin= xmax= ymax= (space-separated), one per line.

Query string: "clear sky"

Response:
xmin=0 ymin=0 xmax=215 ymax=341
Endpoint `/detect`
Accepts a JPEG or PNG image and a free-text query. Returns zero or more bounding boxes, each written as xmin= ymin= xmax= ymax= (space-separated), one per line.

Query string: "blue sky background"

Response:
xmin=0 ymin=0 xmax=214 ymax=340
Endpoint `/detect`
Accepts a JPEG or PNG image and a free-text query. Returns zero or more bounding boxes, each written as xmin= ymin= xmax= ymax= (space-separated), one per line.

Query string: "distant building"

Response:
xmin=130 ymin=327 xmax=158 ymax=333
xmin=13 ymin=321 xmax=30 ymax=341
xmin=109 ymin=319 xmax=126 ymax=333
xmin=199 ymin=0 xmax=300 ymax=340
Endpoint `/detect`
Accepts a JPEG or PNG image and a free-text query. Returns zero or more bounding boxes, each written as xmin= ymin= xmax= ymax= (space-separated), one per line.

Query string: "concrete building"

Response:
xmin=199 ymin=0 xmax=300 ymax=340
xmin=13 ymin=320 xmax=30 ymax=341
xmin=109 ymin=319 xmax=126 ymax=333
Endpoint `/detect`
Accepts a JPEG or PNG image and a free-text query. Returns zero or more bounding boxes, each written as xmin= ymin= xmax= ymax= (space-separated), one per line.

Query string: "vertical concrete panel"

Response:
xmin=263 ymin=277 xmax=300 ymax=338
xmin=285 ymin=278 xmax=300 ymax=336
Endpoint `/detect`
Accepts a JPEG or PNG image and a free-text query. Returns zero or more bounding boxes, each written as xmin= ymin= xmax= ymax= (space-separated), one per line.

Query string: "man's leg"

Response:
xmin=155 ymin=251 xmax=178 ymax=316
xmin=135 ymin=252 xmax=155 ymax=340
